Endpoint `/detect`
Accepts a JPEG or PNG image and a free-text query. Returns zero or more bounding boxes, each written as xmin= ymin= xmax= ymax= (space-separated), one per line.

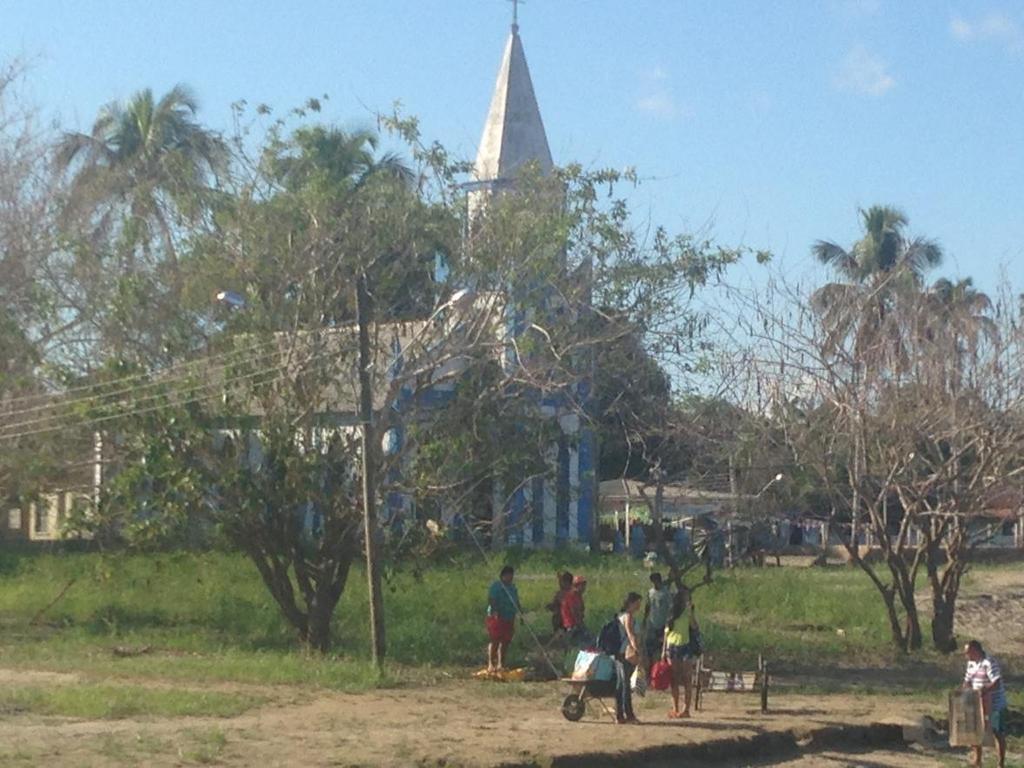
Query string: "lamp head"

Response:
xmin=215 ymin=290 xmax=246 ymax=309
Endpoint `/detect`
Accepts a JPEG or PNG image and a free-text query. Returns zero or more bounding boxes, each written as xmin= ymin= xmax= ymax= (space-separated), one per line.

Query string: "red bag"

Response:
xmin=650 ymin=660 xmax=672 ymax=691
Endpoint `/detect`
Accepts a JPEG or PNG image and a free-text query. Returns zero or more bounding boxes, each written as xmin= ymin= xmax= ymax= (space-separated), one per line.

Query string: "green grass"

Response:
xmin=0 ymin=548 xmax=996 ymax=689
xmin=179 ymin=727 xmax=229 ymax=764
xmin=0 ymin=682 xmax=258 ymax=719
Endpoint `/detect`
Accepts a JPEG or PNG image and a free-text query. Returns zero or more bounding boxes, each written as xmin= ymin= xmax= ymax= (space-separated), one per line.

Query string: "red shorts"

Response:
xmin=486 ymin=615 xmax=515 ymax=644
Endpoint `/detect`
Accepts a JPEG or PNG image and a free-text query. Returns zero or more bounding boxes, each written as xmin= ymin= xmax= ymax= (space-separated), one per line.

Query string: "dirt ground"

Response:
xmin=2 ymin=566 xmax=1021 ymax=767
xmin=0 ymin=673 xmax=963 ymax=767
xmin=954 ymin=566 xmax=1024 ymax=659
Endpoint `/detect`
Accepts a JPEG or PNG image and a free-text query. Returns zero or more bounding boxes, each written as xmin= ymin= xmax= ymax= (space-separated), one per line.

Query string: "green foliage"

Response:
xmin=0 ymin=550 xmax=931 ymax=676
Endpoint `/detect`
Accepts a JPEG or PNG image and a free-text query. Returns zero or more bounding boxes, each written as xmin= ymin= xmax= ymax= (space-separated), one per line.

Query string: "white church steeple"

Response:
xmin=470 ymin=17 xmax=552 ymax=215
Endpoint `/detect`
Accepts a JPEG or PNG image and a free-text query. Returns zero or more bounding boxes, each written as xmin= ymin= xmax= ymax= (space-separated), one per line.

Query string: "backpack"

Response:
xmin=597 ymin=615 xmax=623 ymax=656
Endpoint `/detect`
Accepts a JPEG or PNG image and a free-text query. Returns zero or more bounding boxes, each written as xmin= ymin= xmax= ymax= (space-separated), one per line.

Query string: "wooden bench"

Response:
xmin=694 ymin=655 xmax=770 ymax=714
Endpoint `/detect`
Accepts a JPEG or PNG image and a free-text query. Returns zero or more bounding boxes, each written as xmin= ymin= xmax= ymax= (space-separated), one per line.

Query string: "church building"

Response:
xmin=467 ymin=17 xmax=598 ymax=550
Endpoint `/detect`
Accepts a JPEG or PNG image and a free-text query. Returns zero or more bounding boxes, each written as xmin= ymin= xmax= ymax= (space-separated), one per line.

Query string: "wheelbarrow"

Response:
xmin=559 ymin=676 xmax=618 ymax=722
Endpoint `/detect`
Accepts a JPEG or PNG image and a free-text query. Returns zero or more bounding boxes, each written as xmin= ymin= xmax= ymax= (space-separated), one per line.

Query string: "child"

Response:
xmin=643 ymin=572 xmax=673 ymax=670
xmin=546 ymin=571 xmax=573 ymax=634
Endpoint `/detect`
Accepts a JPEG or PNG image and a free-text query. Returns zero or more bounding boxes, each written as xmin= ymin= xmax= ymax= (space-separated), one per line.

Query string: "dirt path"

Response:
xmin=954 ymin=567 xmax=1024 ymax=659
xmin=6 ymin=567 xmax=1024 ymax=766
xmin=0 ymin=678 xmax=966 ymax=767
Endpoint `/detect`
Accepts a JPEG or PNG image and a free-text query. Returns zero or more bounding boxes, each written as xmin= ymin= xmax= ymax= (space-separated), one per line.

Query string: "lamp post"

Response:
xmin=756 ymin=473 xmax=785 ymax=498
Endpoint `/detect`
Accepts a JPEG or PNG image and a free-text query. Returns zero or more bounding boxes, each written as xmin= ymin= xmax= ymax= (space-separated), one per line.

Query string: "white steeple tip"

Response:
xmin=472 ymin=25 xmax=553 ymax=189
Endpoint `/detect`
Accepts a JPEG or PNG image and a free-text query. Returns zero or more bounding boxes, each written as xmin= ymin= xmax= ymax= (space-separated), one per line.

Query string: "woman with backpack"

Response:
xmin=614 ymin=592 xmax=643 ymax=724
xmin=662 ymin=593 xmax=703 ymax=719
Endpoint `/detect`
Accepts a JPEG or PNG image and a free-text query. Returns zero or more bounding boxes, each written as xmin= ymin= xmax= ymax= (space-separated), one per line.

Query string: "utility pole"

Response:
xmin=356 ymin=272 xmax=386 ymax=667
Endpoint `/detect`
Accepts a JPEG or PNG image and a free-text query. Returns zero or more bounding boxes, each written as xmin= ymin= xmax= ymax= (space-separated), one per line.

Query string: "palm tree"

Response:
xmin=275 ymin=126 xmax=413 ymax=199
xmin=811 ymin=205 xmax=942 ymax=366
xmin=925 ymin=277 xmax=996 ymax=391
xmin=56 ymin=84 xmax=226 ymax=271
xmin=270 ymin=126 xmax=425 ymax=323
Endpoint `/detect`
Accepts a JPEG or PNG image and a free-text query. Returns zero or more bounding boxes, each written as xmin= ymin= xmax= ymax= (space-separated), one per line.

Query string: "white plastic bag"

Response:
xmin=631 ymin=666 xmax=647 ymax=697
xmin=572 ymin=650 xmax=601 ymax=681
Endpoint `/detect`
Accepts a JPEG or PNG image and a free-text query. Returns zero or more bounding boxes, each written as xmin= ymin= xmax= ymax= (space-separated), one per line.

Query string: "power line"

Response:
xmin=0 ymin=346 xmax=294 ymax=436
xmin=0 ymin=335 xmax=283 ymax=414
xmin=0 ymin=364 xmax=291 ymax=443
xmin=0 ymin=339 xmax=346 ymax=442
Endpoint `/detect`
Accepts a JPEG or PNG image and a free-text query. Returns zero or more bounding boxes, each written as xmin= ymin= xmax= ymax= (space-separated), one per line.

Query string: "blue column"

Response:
xmin=508 ymin=485 xmax=525 ymax=548
xmin=556 ymin=435 xmax=570 ymax=546
xmin=577 ymin=427 xmax=596 ymax=546
xmin=531 ymin=476 xmax=545 ymax=546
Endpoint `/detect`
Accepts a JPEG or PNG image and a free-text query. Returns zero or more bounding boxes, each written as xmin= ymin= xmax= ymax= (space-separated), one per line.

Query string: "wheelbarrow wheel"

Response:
xmin=561 ymin=693 xmax=586 ymax=722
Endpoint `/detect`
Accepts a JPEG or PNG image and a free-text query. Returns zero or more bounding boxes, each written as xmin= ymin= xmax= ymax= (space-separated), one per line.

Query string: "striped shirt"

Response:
xmin=965 ymin=655 xmax=1006 ymax=711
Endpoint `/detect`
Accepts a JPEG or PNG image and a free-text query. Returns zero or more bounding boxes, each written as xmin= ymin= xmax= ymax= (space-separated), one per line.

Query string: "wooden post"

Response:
xmin=760 ymin=656 xmax=769 ymax=714
xmin=695 ymin=657 xmax=703 ymax=711
xmin=356 ymin=272 xmax=386 ymax=668
xmin=726 ymin=522 xmax=734 ymax=567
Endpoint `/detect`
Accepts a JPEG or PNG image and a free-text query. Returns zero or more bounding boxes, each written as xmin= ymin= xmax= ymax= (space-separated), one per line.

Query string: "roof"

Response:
xmin=979 ymin=487 xmax=1024 ymax=521
xmin=472 ymin=25 xmax=553 ymax=187
xmin=212 ymin=320 xmax=432 ymax=419
xmin=598 ymin=478 xmax=742 ymax=509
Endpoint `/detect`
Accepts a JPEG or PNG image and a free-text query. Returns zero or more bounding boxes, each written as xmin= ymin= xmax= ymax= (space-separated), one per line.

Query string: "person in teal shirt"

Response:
xmin=486 ymin=565 xmax=520 ymax=672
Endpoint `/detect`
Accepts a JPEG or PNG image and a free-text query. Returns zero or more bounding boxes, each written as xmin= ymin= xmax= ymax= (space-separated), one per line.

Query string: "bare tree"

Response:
xmin=718 ymin=270 xmax=1024 ymax=653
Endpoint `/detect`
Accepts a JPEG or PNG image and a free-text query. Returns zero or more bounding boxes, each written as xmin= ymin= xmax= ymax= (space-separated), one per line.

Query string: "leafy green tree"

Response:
xmin=811 ymin=205 xmax=942 ymax=364
xmin=81 ymin=103 xmax=757 ymax=655
xmin=50 ymin=84 xmax=226 ymax=368
xmin=56 ymin=84 xmax=226 ymax=271
xmin=0 ymin=61 xmax=68 ymax=509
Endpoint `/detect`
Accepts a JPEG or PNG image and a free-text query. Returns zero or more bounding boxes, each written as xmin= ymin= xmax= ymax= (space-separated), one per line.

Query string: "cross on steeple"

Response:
xmin=507 ymin=0 xmax=524 ymax=30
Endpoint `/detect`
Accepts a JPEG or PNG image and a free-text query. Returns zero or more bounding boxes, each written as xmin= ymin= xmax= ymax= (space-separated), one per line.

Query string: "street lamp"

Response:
xmin=215 ymin=290 xmax=246 ymax=309
xmin=756 ymin=473 xmax=785 ymax=498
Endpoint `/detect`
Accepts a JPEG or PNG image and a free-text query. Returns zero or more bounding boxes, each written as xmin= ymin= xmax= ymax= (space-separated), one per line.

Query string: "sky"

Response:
xmin=3 ymin=0 xmax=1023 ymax=297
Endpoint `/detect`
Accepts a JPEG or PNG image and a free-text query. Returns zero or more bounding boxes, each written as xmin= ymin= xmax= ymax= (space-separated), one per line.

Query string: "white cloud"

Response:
xmin=950 ymin=11 xmax=1024 ymax=52
xmin=636 ymin=93 xmax=678 ymax=118
xmin=833 ymin=44 xmax=896 ymax=96
xmin=635 ymin=66 xmax=687 ymax=119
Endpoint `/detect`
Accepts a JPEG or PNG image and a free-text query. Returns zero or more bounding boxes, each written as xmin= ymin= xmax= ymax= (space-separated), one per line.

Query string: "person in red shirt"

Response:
xmin=546 ymin=571 xmax=573 ymax=635
xmin=561 ymin=575 xmax=593 ymax=647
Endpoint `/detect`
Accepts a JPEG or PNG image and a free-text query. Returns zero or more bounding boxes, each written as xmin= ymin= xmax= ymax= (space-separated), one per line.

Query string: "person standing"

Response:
xmin=561 ymin=575 xmax=592 ymax=647
xmin=663 ymin=595 xmax=702 ymax=719
xmin=643 ymin=572 xmax=673 ymax=670
xmin=546 ymin=571 xmax=573 ymax=635
xmin=615 ymin=592 xmax=643 ymax=724
xmin=485 ymin=565 xmax=520 ymax=673
xmin=962 ymin=639 xmax=1007 ymax=768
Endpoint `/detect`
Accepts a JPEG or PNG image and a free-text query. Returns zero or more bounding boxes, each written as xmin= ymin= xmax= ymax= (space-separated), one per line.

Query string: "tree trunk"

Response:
xmin=248 ymin=550 xmax=309 ymax=642
xmin=903 ymin=609 xmax=922 ymax=653
xmin=888 ymin=556 xmax=922 ymax=652
xmin=305 ymin=592 xmax=337 ymax=654
xmin=931 ymin=560 xmax=964 ymax=653
xmin=880 ymin=588 xmax=907 ymax=652
xmin=931 ymin=596 xmax=957 ymax=653
xmin=851 ymin=556 xmax=907 ymax=652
